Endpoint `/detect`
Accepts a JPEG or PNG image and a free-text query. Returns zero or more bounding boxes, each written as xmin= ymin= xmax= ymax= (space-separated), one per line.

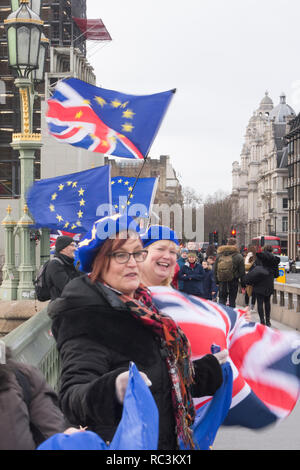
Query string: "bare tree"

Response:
xmin=204 ymin=191 xmax=233 ymax=243
xmin=182 ymin=186 xmax=203 ymax=206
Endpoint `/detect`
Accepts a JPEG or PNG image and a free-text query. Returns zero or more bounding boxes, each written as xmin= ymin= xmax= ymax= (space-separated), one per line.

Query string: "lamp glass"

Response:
xmin=31 ymin=38 xmax=46 ymax=82
xmin=17 ymin=26 xmax=30 ymax=65
xmin=30 ymin=0 xmax=41 ymax=16
xmin=29 ymin=26 xmax=40 ymax=66
xmin=7 ymin=26 xmax=17 ymax=66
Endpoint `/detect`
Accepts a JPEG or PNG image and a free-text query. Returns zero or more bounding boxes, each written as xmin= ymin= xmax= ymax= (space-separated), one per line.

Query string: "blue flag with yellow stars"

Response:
xmin=26 ymin=165 xmax=111 ymax=233
xmin=46 ymin=78 xmax=175 ymax=160
xmin=110 ymin=176 xmax=158 ymax=218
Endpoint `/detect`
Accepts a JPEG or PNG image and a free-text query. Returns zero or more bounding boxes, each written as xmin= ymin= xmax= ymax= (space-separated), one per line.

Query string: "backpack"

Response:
xmin=14 ymin=369 xmax=46 ymax=447
xmin=34 ymin=258 xmax=63 ymax=302
xmin=217 ymin=253 xmax=234 ymax=282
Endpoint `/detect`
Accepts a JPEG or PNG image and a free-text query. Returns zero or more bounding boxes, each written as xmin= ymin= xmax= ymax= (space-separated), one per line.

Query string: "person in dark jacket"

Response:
xmin=214 ymin=239 xmax=246 ymax=308
xmin=45 ymin=235 xmax=82 ymax=300
xmin=48 ymin=215 xmax=225 ymax=450
xmin=0 ymin=343 xmax=66 ymax=450
xmin=202 ymin=260 xmax=217 ymax=300
xmin=178 ymin=252 xmax=205 ymax=297
xmin=177 ymin=248 xmax=188 ymax=291
xmin=245 ymin=246 xmax=279 ymax=326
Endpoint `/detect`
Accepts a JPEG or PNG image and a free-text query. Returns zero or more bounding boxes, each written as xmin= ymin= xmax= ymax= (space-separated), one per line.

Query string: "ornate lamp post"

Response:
xmin=1 ymin=0 xmax=45 ymax=300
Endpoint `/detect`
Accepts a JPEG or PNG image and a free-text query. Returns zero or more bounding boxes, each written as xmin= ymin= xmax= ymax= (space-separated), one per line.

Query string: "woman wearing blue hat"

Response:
xmin=140 ymin=225 xmax=180 ymax=287
xmin=48 ymin=215 xmax=225 ymax=450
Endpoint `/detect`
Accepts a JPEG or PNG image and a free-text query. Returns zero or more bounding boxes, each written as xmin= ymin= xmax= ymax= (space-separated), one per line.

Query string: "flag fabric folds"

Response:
xmin=46 ymin=78 xmax=175 ymax=160
xmin=26 ymin=165 xmax=111 ymax=234
xmin=186 ymin=362 xmax=233 ymax=450
xmin=149 ymin=286 xmax=300 ymax=429
xmin=111 ymin=176 xmax=158 ymax=217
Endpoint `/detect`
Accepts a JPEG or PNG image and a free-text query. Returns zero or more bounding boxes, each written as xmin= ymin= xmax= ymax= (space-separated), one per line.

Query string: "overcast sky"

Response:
xmin=86 ymin=0 xmax=300 ymax=198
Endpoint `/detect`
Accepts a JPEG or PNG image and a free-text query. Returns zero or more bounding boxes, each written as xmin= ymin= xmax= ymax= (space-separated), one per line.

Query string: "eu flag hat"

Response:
xmin=141 ymin=225 xmax=179 ymax=248
xmin=78 ymin=213 xmax=141 ymax=273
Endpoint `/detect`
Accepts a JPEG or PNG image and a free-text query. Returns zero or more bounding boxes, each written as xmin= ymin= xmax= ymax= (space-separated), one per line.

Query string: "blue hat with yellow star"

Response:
xmin=141 ymin=225 xmax=179 ymax=248
xmin=77 ymin=213 xmax=141 ymax=273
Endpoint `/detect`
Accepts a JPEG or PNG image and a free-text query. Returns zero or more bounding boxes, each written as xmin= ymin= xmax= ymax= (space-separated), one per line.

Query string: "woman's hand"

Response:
xmin=213 ymin=349 xmax=228 ymax=364
xmin=64 ymin=426 xmax=87 ymax=434
xmin=115 ymin=371 xmax=152 ymax=404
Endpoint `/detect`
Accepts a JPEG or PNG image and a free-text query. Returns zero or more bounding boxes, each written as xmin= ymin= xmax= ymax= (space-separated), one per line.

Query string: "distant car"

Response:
xmin=291 ymin=261 xmax=300 ymax=273
xmin=278 ymin=255 xmax=290 ymax=273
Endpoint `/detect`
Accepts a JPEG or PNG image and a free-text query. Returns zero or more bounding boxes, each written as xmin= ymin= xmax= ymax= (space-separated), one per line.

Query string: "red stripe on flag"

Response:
xmin=246 ymin=378 xmax=297 ymax=413
xmin=229 ymin=325 xmax=266 ymax=370
xmin=54 ymin=126 xmax=81 ymax=140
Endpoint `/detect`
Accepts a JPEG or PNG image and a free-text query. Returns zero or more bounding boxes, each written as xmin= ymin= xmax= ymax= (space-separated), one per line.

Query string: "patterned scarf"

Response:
xmin=119 ymin=284 xmax=196 ymax=449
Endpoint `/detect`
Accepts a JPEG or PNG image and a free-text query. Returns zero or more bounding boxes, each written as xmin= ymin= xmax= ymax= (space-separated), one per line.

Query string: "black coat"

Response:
xmin=245 ymin=252 xmax=280 ymax=296
xmin=0 ymin=351 xmax=66 ymax=450
xmin=48 ymin=275 xmax=223 ymax=450
xmin=178 ymin=262 xmax=205 ymax=296
xmin=45 ymin=253 xmax=82 ymax=300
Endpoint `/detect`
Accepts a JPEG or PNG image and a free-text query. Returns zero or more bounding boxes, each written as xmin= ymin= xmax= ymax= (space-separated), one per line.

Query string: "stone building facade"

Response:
xmin=285 ymin=114 xmax=300 ymax=260
xmin=232 ymin=92 xmax=295 ymax=252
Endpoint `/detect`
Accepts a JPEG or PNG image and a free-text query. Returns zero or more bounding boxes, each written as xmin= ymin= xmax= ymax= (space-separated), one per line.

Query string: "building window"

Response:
xmin=282 ymin=216 xmax=288 ymax=232
xmin=283 ymin=198 xmax=288 ymax=209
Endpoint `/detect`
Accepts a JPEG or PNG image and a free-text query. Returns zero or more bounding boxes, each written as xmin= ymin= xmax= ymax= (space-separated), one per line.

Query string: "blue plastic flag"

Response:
xmin=37 ymin=363 xmax=159 ymax=451
xmin=180 ymin=362 xmax=233 ymax=450
xmin=26 ymin=165 xmax=111 ymax=233
xmin=47 ymin=78 xmax=175 ymax=160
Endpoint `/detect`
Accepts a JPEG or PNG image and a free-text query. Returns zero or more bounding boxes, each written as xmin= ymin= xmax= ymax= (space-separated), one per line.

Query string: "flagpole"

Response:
xmin=125 ymin=157 xmax=148 ymax=209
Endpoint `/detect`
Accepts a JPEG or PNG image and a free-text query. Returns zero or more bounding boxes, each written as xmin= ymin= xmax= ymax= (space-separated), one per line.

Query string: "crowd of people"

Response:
xmin=0 ymin=219 xmax=280 ymax=450
xmin=176 ymin=238 xmax=280 ymax=327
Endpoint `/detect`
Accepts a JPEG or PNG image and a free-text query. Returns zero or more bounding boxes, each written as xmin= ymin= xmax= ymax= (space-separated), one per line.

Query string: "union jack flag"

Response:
xmin=150 ymin=286 xmax=300 ymax=429
xmin=46 ymin=78 xmax=175 ymax=160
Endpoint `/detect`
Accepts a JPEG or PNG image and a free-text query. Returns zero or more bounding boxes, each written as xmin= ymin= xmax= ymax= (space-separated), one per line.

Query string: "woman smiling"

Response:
xmin=48 ymin=215 xmax=224 ymax=450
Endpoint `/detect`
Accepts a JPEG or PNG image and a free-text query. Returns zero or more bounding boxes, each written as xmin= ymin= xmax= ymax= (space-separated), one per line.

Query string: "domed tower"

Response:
xmin=258 ymin=91 xmax=274 ymax=115
xmin=269 ymin=92 xmax=295 ymax=123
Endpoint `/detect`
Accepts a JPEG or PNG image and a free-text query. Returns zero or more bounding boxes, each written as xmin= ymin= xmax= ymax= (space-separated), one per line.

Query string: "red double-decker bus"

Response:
xmin=251 ymin=236 xmax=281 ymax=255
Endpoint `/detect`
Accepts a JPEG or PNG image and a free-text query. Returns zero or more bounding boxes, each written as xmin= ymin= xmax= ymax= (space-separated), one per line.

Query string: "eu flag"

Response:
xmin=110 ymin=176 xmax=158 ymax=218
xmin=46 ymin=78 xmax=175 ymax=160
xmin=26 ymin=165 xmax=111 ymax=233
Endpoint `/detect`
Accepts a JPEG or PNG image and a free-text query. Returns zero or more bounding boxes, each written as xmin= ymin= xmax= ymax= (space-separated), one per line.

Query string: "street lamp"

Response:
xmin=5 ymin=0 xmax=43 ymax=78
xmin=1 ymin=0 xmax=45 ymax=300
xmin=31 ymin=33 xmax=49 ymax=84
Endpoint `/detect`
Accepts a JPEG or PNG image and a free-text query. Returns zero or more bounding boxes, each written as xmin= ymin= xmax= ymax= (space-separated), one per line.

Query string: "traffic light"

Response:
xmin=213 ymin=231 xmax=218 ymax=244
xmin=209 ymin=232 xmax=213 ymax=244
xmin=231 ymin=228 xmax=236 ymax=237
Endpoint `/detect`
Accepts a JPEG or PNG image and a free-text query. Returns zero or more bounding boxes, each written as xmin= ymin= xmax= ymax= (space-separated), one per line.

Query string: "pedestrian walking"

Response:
xmin=45 ymin=235 xmax=82 ymax=300
xmin=214 ymin=238 xmax=246 ymax=308
xmin=245 ymin=246 xmax=280 ymax=326
xmin=48 ymin=216 xmax=225 ymax=450
xmin=0 ymin=343 xmax=66 ymax=450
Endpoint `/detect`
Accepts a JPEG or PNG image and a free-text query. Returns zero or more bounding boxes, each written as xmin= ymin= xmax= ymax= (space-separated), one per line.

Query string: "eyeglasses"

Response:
xmin=108 ymin=250 xmax=148 ymax=264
